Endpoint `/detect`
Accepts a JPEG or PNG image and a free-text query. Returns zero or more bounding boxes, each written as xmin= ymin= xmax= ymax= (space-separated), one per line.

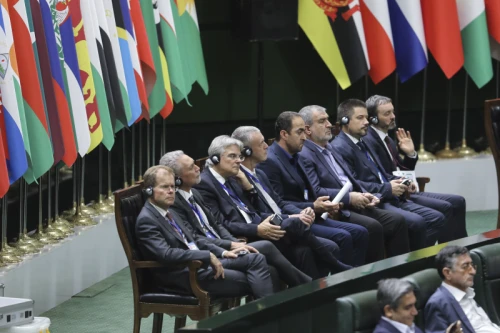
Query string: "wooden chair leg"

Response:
xmin=174 ymin=316 xmax=187 ymax=333
xmin=133 ymin=310 xmax=141 ymax=333
xmin=152 ymin=313 xmax=163 ymax=333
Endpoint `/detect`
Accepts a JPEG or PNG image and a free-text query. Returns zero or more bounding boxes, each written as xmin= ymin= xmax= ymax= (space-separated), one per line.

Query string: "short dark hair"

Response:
xmin=143 ymin=165 xmax=175 ymax=189
xmin=435 ymin=245 xmax=470 ymax=279
xmin=337 ymin=99 xmax=366 ymax=124
xmin=365 ymin=95 xmax=393 ymax=119
xmin=275 ymin=111 xmax=302 ymax=142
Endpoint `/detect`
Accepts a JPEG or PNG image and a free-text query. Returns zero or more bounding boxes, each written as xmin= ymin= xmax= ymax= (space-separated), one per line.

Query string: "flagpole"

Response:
xmin=483 ymin=61 xmax=500 ymax=155
xmin=436 ymin=80 xmax=459 ymax=159
xmin=394 ymin=73 xmax=399 ymax=119
xmin=131 ymin=125 xmax=136 ymax=185
xmin=31 ymin=176 xmax=57 ymax=244
xmin=14 ymin=180 xmax=42 ymax=253
xmin=257 ymin=42 xmax=264 ymax=130
xmin=161 ymin=118 xmax=166 ymax=157
xmin=456 ymin=75 xmax=477 ymax=158
xmin=152 ymin=117 xmax=156 ymax=167
xmin=93 ymin=145 xmax=113 ymax=213
xmin=139 ymin=121 xmax=143 ymax=181
xmin=79 ymin=157 xmax=98 ymax=217
xmin=62 ymin=164 xmax=77 ymax=218
xmin=0 ymin=195 xmax=22 ymax=264
xmin=45 ymin=169 xmax=66 ymax=239
xmin=52 ymin=166 xmax=74 ymax=232
xmin=123 ymin=130 xmax=129 ymax=189
xmin=147 ymin=121 xmax=151 ymax=168
xmin=364 ymin=75 xmax=369 ymax=100
xmin=71 ymin=157 xmax=96 ymax=226
xmin=418 ymin=68 xmax=435 ymax=162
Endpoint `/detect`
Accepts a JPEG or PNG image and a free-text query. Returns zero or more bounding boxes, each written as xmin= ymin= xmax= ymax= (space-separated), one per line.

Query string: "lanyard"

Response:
xmin=241 ymin=169 xmax=268 ymax=193
xmin=220 ymin=182 xmax=252 ymax=214
xmin=166 ymin=215 xmax=189 ymax=245
xmin=188 ymin=202 xmax=217 ymax=239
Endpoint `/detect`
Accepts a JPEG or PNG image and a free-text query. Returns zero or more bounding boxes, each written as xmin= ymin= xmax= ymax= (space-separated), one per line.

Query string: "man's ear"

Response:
xmin=383 ymin=305 xmax=393 ymax=318
xmin=304 ymin=125 xmax=312 ymax=135
xmin=442 ymin=267 xmax=452 ymax=281
xmin=280 ymin=129 xmax=288 ymax=141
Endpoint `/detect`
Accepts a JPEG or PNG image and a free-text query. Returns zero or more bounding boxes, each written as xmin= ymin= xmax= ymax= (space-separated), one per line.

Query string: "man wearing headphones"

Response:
xmin=135 ymin=165 xmax=275 ymax=299
xmin=331 ymin=99 xmax=446 ymax=250
xmin=363 ymin=95 xmax=466 ymax=242
xmin=160 ymin=151 xmax=312 ymax=287
xmin=195 ymin=135 xmax=352 ymax=278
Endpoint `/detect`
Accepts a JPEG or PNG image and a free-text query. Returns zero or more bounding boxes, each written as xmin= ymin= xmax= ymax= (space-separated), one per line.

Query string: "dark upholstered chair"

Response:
xmin=335 ymin=290 xmax=379 ymax=333
xmin=114 ymin=183 xmax=230 ymax=333
xmin=471 ymin=243 xmax=500 ymax=325
xmin=484 ymin=99 xmax=500 ymax=229
xmin=402 ymin=268 xmax=442 ymax=329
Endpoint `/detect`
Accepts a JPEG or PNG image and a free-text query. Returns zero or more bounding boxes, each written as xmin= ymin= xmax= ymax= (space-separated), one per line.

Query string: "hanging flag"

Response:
xmin=0 ymin=1 xmax=29 ymax=183
xmin=485 ymin=0 xmax=500 ymax=60
xmin=55 ymin=0 xmax=90 ymax=157
xmin=175 ymin=0 xmax=208 ymax=95
xmin=112 ymin=0 xmax=143 ymax=124
xmin=102 ymin=0 xmax=133 ymax=127
xmin=8 ymin=0 xmax=53 ymax=182
xmin=359 ymin=0 xmax=395 ymax=84
xmin=387 ymin=0 xmax=427 ymax=82
xmin=67 ymin=0 xmax=103 ymax=153
xmin=139 ymin=0 xmax=166 ymax=118
xmin=0 ymin=126 xmax=9 ymax=197
xmin=80 ymin=0 xmax=114 ymax=149
xmin=40 ymin=0 xmax=76 ymax=166
xmin=298 ymin=0 xmax=369 ymax=90
xmin=29 ymin=0 xmax=64 ymax=164
xmin=153 ymin=0 xmax=173 ymax=118
xmin=456 ymin=0 xmax=493 ymax=88
xmin=158 ymin=0 xmax=189 ymax=103
xmin=421 ymin=0 xmax=464 ymax=79
xmin=94 ymin=0 xmax=128 ymax=133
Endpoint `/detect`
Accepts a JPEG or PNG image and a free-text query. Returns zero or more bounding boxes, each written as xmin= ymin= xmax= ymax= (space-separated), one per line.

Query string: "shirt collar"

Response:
xmin=371 ymin=125 xmax=389 ymax=141
xmin=275 ymin=143 xmax=297 ymax=163
xmin=177 ymin=189 xmax=193 ymax=202
xmin=308 ymin=139 xmax=328 ymax=154
xmin=149 ymin=201 xmax=168 ymax=218
xmin=441 ymin=282 xmax=473 ymax=302
xmin=345 ymin=132 xmax=361 ymax=145
xmin=240 ymin=164 xmax=255 ymax=176
xmin=381 ymin=317 xmax=416 ymax=333
xmin=209 ymin=167 xmax=227 ymax=185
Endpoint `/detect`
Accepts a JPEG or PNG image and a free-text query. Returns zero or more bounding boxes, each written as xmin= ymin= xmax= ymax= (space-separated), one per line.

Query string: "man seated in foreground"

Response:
xmin=135 ymin=165 xmax=275 ymax=299
xmin=425 ymin=245 xmax=500 ymax=333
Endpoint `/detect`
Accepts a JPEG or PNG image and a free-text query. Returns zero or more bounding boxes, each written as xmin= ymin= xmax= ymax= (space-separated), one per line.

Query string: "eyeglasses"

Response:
xmin=224 ymin=153 xmax=245 ymax=161
xmin=459 ymin=262 xmax=477 ymax=271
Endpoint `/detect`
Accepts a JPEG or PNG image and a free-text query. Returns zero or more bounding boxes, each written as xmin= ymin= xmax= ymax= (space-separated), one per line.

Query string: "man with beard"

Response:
xmin=160 ymin=150 xmax=312 ymax=287
xmin=363 ymin=95 xmax=466 ymax=242
xmin=257 ymin=112 xmax=369 ymax=266
xmin=297 ymin=105 xmax=410 ymax=262
xmin=331 ymin=99 xmax=446 ymax=250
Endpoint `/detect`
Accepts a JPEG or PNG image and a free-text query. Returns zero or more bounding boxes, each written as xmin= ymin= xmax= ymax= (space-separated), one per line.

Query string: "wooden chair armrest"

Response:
xmin=416 ymin=177 xmax=430 ymax=193
xmin=134 ymin=261 xmax=165 ymax=268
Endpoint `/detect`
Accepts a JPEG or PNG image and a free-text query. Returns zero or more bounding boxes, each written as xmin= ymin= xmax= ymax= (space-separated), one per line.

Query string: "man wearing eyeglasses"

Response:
xmin=425 ymin=245 xmax=500 ymax=333
xmin=195 ymin=135 xmax=351 ymax=279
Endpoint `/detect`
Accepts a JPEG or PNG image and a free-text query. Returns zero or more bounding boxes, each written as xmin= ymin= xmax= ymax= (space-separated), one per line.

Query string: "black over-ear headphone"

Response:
xmin=241 ymin=146 xmax=253 ymax=157
xmin=175 ymin=176 xmax=183 ymax=187
xmin=210 ymin=154 xmax=220 ymax=165
xmin=143 ymin=186 xmax=153 ymax=197
xmin=340 ymin=116 xmax=350 ymax=125
xmin=369 ymin=115 xmax=379 ymax=125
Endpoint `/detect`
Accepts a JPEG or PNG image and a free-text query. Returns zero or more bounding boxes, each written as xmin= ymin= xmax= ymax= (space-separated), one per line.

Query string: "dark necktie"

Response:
xmin=188 ymin=196 xmax=219 ymax=239
xmin=222 ymin=182 xmax=261 ymax=224
xmin=357 ymin=141 xmax=388 ymax=183
xmin=384 ymin=136 xmax=408 ymax=171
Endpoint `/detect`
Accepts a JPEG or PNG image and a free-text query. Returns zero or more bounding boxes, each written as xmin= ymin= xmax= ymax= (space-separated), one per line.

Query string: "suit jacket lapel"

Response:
xmin=369 ymin=127 xmax=394 ymax=167
xmin=271 ymin=143 xmax=307 ymax=192
xmin=329 ymin=148 xmax=366 ymax=192
xmin=304 ymin=140 xmax=343 ymax=187
xmin=205 ymin=168 xmax=239 ymax=211
xmin=339 ymin=132 xmax=381 ymax=180
xmin=439 ymin=286 xmax=475 ymax=333
xmin=145 ymin=201 xmax=186 ymax=245
xmin=242 ymin=168 xmax=273 ymax=212
xmin=175 ymin=195 xmax=205 ymax=235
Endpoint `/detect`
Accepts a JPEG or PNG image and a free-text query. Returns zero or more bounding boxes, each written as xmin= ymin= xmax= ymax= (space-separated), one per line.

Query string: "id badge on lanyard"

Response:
xmin=304 ymin=190 xmax=309 ymax=200
xmin=187 ymin=242 xmax=199 ymax=251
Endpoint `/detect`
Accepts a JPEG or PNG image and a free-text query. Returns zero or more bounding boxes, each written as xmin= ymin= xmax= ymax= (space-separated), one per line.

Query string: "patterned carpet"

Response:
xmin=41 ymin=210 xmax=498 ymax=333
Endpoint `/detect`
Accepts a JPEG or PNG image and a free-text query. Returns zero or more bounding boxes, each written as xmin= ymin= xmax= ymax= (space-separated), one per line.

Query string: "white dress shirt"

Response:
xmin=381 ymin=316 xmax=416 ymax=333
xmin=209 ymin=167 xmax=253 ymax=223
xmin=177 ymin=189 xmax=210 ymax=228
xmin=442 ymin=282 xmax=500 ymax=333
xmin=240 ymin=165 xmax=282 ymax=215
xmin=150 ymin=201 xmax=168 ymax=218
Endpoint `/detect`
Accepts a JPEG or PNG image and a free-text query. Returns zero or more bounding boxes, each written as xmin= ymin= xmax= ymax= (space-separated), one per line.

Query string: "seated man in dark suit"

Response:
xmin=160 ymin=150 xmax=311 ymax=287
xmin=297 ymin=105 xmax=410 ymax=262
xmin=374 ymin=278 xmax=423 ymax=333
xmin=331 ymin=99 xmax=446 ymax=250
xmin=135 ymin=165 xmax=274 ymax=299
xmin=194 ymin=135 xmax=351 ymax=278
xmin=425 ymin=245 xmax=500 ymax=333
xmin=257 ymin=112 xmax=369 ymax=266
xmin=364 ymin=95 xmax=466 ymax=242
